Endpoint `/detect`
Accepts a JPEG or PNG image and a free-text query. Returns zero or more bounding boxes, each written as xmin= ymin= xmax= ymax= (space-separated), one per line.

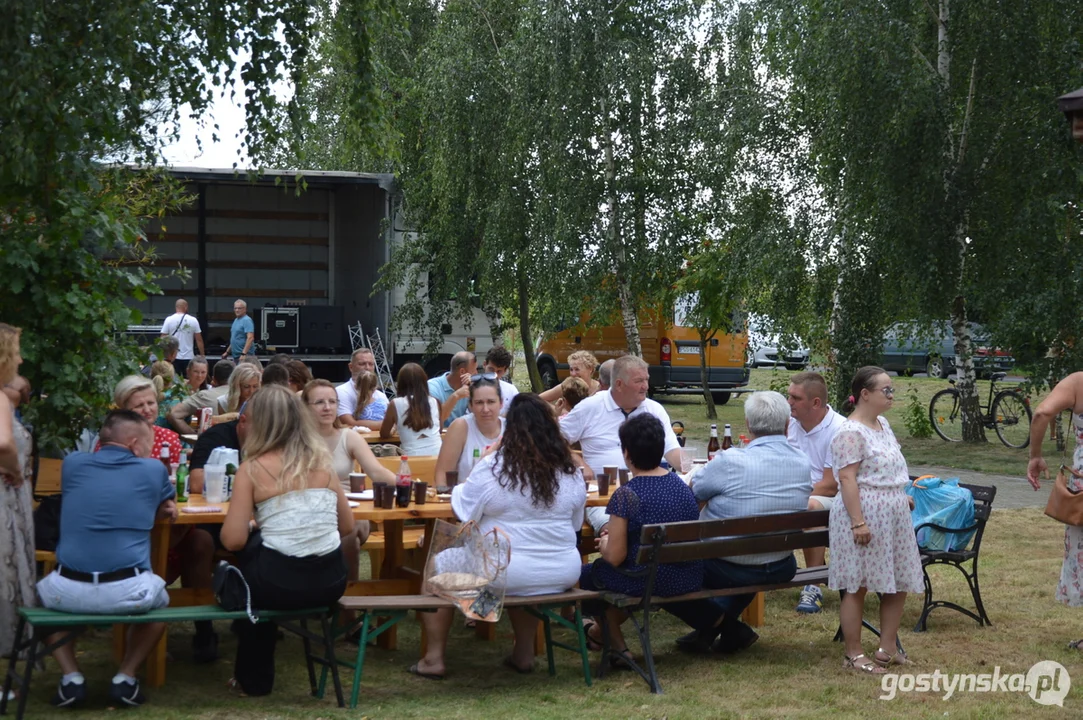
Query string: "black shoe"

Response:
xmin=712 ymin=624 xmax=759 ymax=654
xmin=50 ymin=679 xmax=88 ymax=708
xmin=109 ymin=678 xmax=147 ymax=707
xmin=192 ymin=630 xmax=219 ymax=664
xmin=675 ymin=628 xmax=719 ymax=654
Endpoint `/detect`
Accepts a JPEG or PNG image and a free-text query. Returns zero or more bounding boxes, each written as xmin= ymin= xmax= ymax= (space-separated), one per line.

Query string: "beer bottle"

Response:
xmin=722 ymin=424 xmax=733 ymax=451
xmin=707 ymin=424 xmax=720 ymax=461
xmin=159 ymin=445 xmax=172 ymax=472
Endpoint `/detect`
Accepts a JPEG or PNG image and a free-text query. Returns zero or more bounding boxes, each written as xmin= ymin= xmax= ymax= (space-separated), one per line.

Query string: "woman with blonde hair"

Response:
xmin=218 ymin=363 xmax=262 ymax=413
xmin=302 ymin=379 xmax=394 ymax=586
xmin=150 ymin=361 xmax=186 ymax=426
xmin=539 ymin=350 xmax=601 ymax=404
xmin=0 ymin=323 xmax=35 ymax=660
xmin=101 ymin=375 xmax=182 ymax=464
xmin=221 ymin=385 xmax=353 ymax=696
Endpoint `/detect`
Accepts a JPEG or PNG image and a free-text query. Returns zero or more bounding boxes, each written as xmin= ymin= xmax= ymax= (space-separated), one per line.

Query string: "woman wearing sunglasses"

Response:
xmin=830 ymin=366 xmax=922 ymax=675
xmin=434 ymin=374 xmax=504 ymax=486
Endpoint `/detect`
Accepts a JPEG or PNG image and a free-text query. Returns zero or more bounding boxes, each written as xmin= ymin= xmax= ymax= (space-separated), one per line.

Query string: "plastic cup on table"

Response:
xmin=204 ymin=464 xmax=227 ymax=503
xmin=445 ymin=471 xmax=459 ymax=489
xmin=414 ymin=481 xmax=428 ymax=505
xmin=597 ymin=473 xmax=610 ymax=496
xmin=349 ymin=473 xmax=367 ymax=493
xmin=379 ymin=485 xmax=395 ymax=510
xmin=618 ymin=469 xmax=630 ymax=487
xmin=603 ymin=466 xmax=618 ymax=480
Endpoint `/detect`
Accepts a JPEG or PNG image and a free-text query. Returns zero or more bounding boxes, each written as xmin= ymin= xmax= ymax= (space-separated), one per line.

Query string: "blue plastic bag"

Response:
xmin=905 ymin=477 xmax=976 ymax=552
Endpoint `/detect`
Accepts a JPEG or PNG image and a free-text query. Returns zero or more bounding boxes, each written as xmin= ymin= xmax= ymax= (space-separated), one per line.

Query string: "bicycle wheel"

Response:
xmin=992 ymin=390 xmax=1033 ymax=449
xmin=929 ymin=388 xmax=962 ymax=442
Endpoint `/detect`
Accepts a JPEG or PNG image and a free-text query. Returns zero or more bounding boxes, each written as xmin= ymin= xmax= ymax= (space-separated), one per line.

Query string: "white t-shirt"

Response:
xmin=498 ymin=379 xmax=519 ymax=415
xmin=335 ymin=380 xmax=389 ymax=420
xmin=559 ymin=390 xmax=680 ymax=474
xmin=160 ymin=313 xmax=202 ymax=360
xmin=786 ymin=406 xmax=847 ymax=485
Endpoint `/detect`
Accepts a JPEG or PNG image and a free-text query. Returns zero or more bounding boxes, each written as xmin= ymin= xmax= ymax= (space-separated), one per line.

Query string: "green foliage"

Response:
xmin=902 ymin=385 xmax=934 ymax=439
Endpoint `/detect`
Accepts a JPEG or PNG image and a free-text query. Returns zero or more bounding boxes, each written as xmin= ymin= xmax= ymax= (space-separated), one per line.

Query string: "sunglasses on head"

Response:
xmin=470 ymin=372 xmax=498 ymax=384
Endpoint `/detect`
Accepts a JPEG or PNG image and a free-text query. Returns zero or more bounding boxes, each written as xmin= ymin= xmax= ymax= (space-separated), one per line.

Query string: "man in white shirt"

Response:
xmin=160 ymin=299 xmax=204 ymax=375
xmin=598 ymin=359 xmax=615 ymax=391
xmin=336 ymin=348 xmax=389 ymax=430
xmin=786 ymin=371 xmax=847 ymax=614
xmin=560 ymin=355 xmax=682 ymax=533
xmin=483 ymin=346 xmax=519 ymax=415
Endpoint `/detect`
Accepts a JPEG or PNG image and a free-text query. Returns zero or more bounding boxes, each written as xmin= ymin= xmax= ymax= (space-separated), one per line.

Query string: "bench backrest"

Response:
xmin=634 ymin=509 xmax=830 ymax=565
xmin=375 ymin=455 xmax=438 ymax=484
xmin=34 ymin=457 xmax=63 ymax=496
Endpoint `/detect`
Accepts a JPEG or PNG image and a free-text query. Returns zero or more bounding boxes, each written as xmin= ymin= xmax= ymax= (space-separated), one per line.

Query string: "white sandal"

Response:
xmin=844 ymin=653 xmax=887 ymax=674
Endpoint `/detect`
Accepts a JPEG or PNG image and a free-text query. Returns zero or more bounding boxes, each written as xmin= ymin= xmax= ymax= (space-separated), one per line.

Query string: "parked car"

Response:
xmin=881 ymin=321 xmax=1014 ymax=378
xmin=746 ymin=319 xmax=810 ymax=370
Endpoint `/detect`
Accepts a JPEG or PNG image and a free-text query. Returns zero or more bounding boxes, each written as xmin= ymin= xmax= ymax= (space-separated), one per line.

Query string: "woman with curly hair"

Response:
xmin=410 ymin=393 xmax=587 ymax=679
xmin=539 ymin=350 xmax=600 ymax=404
xmin=0 ymin=323 xmax=35 ymax=661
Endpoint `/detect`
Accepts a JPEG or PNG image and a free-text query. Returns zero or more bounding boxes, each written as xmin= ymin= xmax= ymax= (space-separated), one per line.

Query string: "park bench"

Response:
xmin=328 ymin=587 xmax=598 ymax=709
xmin=0 ymin=604 xmax=344 ymax=719
xmin=912 ymin=482 xmax=997 ymax=631
xmin=593 ymin=509 xmax=897 ymax=694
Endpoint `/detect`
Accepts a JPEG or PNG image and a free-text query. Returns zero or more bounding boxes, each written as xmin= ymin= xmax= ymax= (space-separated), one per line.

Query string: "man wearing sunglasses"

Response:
xmin=428 ymin=351 xmax=478 ymax=428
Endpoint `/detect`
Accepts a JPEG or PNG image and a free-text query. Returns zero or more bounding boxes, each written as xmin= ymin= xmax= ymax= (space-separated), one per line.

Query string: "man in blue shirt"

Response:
xmin=37 ymin=410 xmax=178 ymax=709
xmin=679 ymin=391 xmax=813 ymax=655
xmin=427 ymin=351 xmax=476 ymax=428
xmin=222 ymin=298 xmax=255 ymax=361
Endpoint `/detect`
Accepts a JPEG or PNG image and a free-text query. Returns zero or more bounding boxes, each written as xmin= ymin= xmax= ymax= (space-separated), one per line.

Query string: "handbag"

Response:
xmin=422 ymin=520 xmax=511 ymax=623
xmin=1044 ymin=465 xmax=1083 ymax=526
xmin=213 ymin=529 xmax=262 ymax=623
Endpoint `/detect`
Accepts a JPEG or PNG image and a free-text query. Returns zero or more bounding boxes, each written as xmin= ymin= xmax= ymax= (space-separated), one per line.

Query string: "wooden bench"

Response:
xmin=328 ymin=588 xmax=599 ymax=709
xmin=912 ymin=482 xmax=996 ymax=631
xmin=594 ymin=509 xmax=896 ymax=694
xmin=0 ymin=604 xmax=344 ymax=719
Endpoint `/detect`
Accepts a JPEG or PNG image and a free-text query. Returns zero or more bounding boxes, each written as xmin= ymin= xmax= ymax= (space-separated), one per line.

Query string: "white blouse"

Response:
xmin=392 ymin=396 xmax=443 ymax=456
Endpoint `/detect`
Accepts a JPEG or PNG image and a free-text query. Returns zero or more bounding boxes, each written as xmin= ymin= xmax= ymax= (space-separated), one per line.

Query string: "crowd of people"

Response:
xmin=8 ymin=300 xmax=1075 ymax=710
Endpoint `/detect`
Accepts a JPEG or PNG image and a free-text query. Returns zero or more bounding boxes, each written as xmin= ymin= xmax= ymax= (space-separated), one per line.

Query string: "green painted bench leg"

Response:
xmin=299 ymin=618 xmax=319 ymax=696
xmin=573 ymin=604 xmax=592 ymax=687
xmin=349 ymin=614 xmax=371 ymax=710
xmin=542 ymin=613 xmax=556 ymax=677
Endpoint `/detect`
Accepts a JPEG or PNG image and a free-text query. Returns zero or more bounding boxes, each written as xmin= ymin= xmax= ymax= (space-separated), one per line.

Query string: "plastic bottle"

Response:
xmin=175 ymin=452 xmax=189 ymax=502
xmin=396 ymin=456 xmax=413 ymax=507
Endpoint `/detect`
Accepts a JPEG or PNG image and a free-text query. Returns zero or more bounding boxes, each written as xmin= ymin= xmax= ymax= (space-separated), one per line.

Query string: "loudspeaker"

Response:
xmin=260 ymin=307 xmax=300 ymax=348
xmin=300 ymin=306 xmax=345 ymax=349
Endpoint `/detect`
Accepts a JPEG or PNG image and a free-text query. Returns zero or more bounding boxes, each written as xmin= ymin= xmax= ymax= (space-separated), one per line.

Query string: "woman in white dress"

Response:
xmin=1026 ymin=372 xmax=1083 ymax=648
xmin=434 ymin=376 xmax=504 ymax=486
xmin=0 ymin=323 xmax=34 ymax=661
xmin=410 ymin=393 xmax=586 ymax=679
xmin=380 ymin=363 xmax=441 ymax=456
xmin=829 ymin=366 xmax=923 ymax=674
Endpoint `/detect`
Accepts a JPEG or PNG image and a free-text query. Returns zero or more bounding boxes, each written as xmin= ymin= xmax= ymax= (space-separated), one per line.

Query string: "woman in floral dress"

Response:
xmin=1026 ymin=372 xmax=1083 ymax=646
xmin=0 ymin=323 xmax=35 ymax=660
xmin=829 ymin=366 xmax=923 ymax=674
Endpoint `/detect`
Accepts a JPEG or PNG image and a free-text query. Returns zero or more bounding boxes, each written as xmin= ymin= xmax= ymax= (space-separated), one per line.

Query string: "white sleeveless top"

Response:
xmin=328 ymin=430 xmax=353 ymax=491
xmin=256 ymin=489 xmax=341 ymax=557
xmin=392 ymin=396 xmax=442 ymax=456
xmin=459 ymin=414 xmax=505 ymax=481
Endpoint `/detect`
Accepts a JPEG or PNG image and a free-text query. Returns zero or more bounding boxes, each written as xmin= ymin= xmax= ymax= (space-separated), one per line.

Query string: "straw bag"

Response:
xmin=1045 ymin=465 xmax=1083 ymax=527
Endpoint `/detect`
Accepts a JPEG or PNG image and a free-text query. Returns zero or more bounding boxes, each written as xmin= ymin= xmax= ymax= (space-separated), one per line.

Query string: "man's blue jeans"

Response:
xmin=704 ymin=555 xmax=798 ymax=618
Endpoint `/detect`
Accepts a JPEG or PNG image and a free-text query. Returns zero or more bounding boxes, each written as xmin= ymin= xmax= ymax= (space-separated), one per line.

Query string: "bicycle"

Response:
xmin=928 ymin=372 xmax=1033 ymax=448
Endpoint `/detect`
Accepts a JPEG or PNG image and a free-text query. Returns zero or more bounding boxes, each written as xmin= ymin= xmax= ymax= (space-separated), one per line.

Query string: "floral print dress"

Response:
xmin=1055 ymin=412 xmax=1083 ymax=606
xmin=828 ymin=417 xmax=924 ymax=594
xmin=0 ymin=409 xmax=35 ymax=656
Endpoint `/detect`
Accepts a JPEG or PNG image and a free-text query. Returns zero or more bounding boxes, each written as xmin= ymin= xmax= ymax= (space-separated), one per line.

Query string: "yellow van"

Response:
xmin=535 ymin=297 xmax=750 ymax=404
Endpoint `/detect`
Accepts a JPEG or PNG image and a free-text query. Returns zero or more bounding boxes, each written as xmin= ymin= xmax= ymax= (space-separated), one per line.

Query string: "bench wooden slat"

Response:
xmin=603 ymin=566 xmax=829 ymax=608
xmin=338 ymin=588 xmax=600 ymax=613
xmin=639 ymin=528 xmax=830 ymax=565
xmin=18 ymin=604 xmax=329 ymax=627
xmin=639 ymin=509 xmax=830 ymax=545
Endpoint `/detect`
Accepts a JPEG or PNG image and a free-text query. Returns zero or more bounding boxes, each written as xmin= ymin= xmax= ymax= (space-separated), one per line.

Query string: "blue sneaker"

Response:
xmin=109 ymin=678 xmax=147 ymax=707
xmin=50 ymin=679 xmax=88 ymax=708
xmin=795 ymin=585 xmax=824 ymax=614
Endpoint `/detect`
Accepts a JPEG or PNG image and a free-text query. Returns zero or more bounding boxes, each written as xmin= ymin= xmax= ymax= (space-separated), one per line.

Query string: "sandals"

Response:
xmin=406 ymin=663 xmax=445 ymax=681
xmin=844 ymin=654 xmax=887 ymax=675
xmin=608 ymin=648 xmax=636 ymax=671
xmin=1068 ymin=639 xmax=1083 ymax=651
xmin=874 ymin=648 xmax=912 ymax=668
xmin=582 ymin=619 xmax=603 ymax=652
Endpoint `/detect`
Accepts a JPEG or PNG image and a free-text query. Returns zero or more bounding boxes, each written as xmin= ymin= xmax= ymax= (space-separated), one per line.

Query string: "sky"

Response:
xmin=159 ymin=91 xmax=253 ymax=169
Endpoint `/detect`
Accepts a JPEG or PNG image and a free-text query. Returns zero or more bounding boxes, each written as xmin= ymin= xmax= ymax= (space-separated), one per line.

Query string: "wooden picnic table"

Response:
xmin=143 ymin=487 xmax=614 ymax=687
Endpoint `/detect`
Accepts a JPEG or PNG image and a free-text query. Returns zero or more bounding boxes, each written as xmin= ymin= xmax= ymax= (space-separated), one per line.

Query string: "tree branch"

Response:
xmin=956 ymin=57 xmax=977 ymax=167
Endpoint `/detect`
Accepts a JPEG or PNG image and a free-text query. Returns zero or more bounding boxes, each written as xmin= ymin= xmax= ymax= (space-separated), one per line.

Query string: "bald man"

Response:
xmin=160 ymin=299 xmax=204 ymax=375
xmin=428 ymin=351 xmax=478 ymax=427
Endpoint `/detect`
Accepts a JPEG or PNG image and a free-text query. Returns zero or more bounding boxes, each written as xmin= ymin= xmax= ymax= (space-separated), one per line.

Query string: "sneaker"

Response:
xmin=109 ymin=678 xmax=147 ymax=708
xmin=795 ymin=584 xmax=824 ymax=614
xmin=192 ymin=629 xmax=219 ymax=664
xmin=712 ymin=620 xmax=759 ymax=654
xmin=50 ymin=679 xmax=88 ymax=708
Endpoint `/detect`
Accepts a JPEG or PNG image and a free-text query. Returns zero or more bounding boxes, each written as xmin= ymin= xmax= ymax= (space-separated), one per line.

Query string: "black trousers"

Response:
xmin=233 ymin=539 xmax=347 ymax=696
xmin=172 ymin=358 xmax=190 ymax=377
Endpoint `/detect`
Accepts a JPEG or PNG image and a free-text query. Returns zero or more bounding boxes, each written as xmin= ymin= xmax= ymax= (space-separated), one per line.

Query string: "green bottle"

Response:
xmin=472 ymin=447 xmax=480 ymax=467
xmin=176 ymin=452 xmax=189 ymax=502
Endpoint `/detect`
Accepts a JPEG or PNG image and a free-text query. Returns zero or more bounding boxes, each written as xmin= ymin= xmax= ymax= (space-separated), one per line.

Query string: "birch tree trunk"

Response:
xmin=601 ymin=96 xmax=642 ymax=357
xmin=699 ymin=327 xmax=717 ymax=419
xmin=516 ymin=266 xmax=544 ymax=392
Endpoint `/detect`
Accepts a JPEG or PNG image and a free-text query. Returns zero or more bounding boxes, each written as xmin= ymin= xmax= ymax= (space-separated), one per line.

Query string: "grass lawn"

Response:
xmin=656 ymin=369 xmax=1051 ymax=478
xmin=15 ymin=508 xmax=1083 ymax=718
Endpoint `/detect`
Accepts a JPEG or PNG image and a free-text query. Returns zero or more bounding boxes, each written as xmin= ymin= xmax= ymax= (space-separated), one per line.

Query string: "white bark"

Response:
xmin=601 ymin=95 xmax=642 ymax=357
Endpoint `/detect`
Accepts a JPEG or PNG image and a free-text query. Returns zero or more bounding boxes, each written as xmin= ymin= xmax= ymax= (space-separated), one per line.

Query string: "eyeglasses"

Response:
xmin=470 ymin=372 xmax=498 ymax=384
xmin=878 ymin=386 xmax=895 ymax=397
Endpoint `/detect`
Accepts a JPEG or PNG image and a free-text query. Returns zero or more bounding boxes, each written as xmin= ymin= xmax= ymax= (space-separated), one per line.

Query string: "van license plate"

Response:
xmin=677 ymin=346 xmax=700 ymax=354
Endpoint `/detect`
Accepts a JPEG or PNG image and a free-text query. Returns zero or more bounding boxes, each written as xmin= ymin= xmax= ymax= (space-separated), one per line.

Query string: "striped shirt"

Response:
xmin=692 ymin=434 xmax=813 ymax=565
